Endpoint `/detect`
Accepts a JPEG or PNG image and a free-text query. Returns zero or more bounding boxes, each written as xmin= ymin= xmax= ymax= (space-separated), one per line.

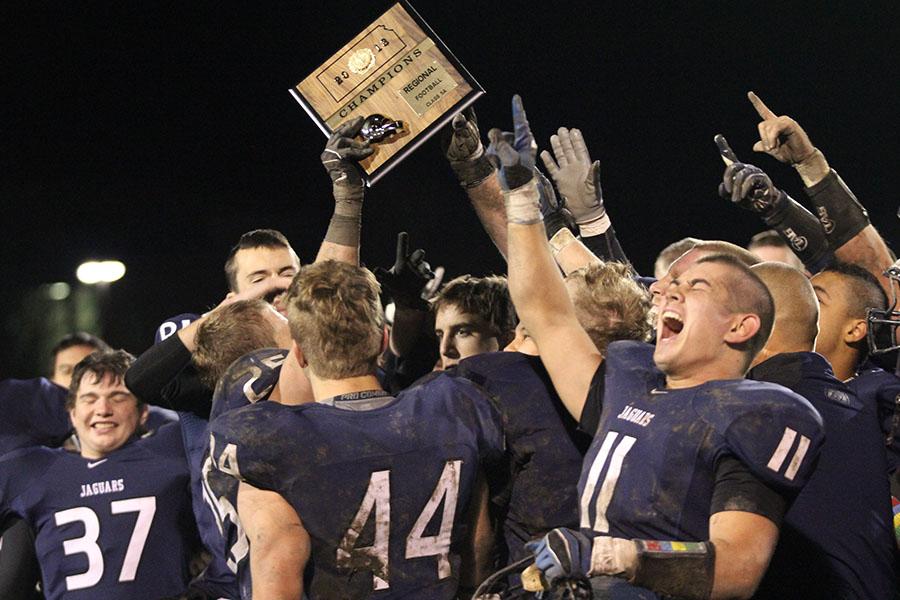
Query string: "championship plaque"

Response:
xmin=290 ymin=1 xmax=484 ymax=185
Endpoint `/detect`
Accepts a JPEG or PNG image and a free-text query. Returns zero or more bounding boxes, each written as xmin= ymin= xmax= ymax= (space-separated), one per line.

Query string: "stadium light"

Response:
xmin=76 ymin=260 xmax=126 ymax=285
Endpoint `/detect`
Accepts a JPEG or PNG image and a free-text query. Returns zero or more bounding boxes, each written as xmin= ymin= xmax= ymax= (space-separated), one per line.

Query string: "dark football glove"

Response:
xmin=485 ymin=94 xmax=537 ymax=191
xmin=373 ymin=232 xmax=435 ymax=311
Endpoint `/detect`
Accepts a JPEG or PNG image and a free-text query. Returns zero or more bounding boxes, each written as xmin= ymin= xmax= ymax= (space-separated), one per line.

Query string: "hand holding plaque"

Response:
xmin=291 ymin=2 xmax=484 ymax=185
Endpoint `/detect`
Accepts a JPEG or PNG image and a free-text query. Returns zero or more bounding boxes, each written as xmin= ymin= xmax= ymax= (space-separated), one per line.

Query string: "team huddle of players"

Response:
xmin=1 ymin=90 xmax=898 ymax=600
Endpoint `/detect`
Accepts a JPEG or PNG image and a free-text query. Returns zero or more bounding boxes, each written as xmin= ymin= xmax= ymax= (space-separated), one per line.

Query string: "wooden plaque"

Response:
xmin=290 ymin=2 xmax=484 ymax=185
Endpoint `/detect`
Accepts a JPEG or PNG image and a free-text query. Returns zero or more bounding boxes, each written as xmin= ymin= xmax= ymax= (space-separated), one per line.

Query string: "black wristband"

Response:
xmin=762 ymin=191 xmax=832 ymax=273
xmin=631 ymin=540 xmax=716 ymax=600
xmin=804 ymin=169 xmax=870 ymax=249
xmin=580 ymin=225 xmax=630 ymax=264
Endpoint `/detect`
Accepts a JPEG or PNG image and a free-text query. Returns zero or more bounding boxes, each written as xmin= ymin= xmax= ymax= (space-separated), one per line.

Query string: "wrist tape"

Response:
xmin=504 ymin=181 xmax=543 ymax=225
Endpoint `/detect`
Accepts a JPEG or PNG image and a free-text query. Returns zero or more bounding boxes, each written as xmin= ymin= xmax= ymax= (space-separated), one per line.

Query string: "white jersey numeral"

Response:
xmin=579 ymin=431 xmax=637 ymax=533
xmin=336 ymin=470 xmax=391 ymax=590
xmin=337 ymin=460 xmax=463 ymax=590
xmin=202 ymin=435 xmax=250 ymax=572
xmin=53 ymin=496 xmax=157 ymax=591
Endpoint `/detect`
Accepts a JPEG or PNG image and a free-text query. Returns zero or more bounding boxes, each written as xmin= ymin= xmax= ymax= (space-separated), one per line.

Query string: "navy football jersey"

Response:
xmin=0 ymin=423 xmax=198 ymax=600
xmin=578 ymin=341 xmax=824 ymax=542
xmin=0 ymin=378 xmax=72 ymax=454
xmin=454 ymin=351 xmax=591 ymax=562
xmin=749 ymin=352 xmax=896 ymax=599
xmin=846 ymin=359 xmax=900 ymax=475
xmin=209 ymin=376 xmax=503 ymax=599
xmin=201 ymin=348 xmax=287 ymax=599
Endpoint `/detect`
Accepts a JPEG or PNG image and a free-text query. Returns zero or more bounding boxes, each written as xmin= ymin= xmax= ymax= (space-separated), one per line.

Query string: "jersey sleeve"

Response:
xmin=208 ymin=404 xmax=286 ymax=492
xmin=693 ymin=381 xmax=825 ymax=495
xmin=0 ymin=447 xmax=56 ymax=519
xmin=0 ymin=378 xmax=71 ymax=454
xmin=209 ymin=349 xmax=287 ymax=421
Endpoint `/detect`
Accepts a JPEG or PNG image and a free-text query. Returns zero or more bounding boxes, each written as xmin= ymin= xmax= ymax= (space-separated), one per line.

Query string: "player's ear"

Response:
xmin=291 ymin=340 xmax=308 ymax=369
xmin=843 ymin=318 xmax=867 ymax=344
xmin=138 ymin=403 xmax=149 ymax=427
xmin=724 ymin=313 xmax=761 ymax=345
xmin=381 ymin=326 xmax=389 ymax=355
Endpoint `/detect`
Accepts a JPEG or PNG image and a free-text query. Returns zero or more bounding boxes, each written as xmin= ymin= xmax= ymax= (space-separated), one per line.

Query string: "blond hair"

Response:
xmin=193 ymin=299 xmax=279 ymax=388
xmin=285 ymin=261 xmax=384 ymax=379
xmin=566 ymin=262 xmax=653 ymax=354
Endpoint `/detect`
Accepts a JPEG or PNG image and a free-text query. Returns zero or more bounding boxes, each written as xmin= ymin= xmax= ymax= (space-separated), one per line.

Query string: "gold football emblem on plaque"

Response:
xmin=347 ymin=48 xmax=377 ymax=75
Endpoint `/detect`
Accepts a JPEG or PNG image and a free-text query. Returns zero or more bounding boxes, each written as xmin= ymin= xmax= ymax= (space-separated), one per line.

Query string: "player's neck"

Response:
xmin=310 ymin=373 xmax=384 ymax=403
xmin=272 ymin=356 xmax=315 ymax=406
xmin=664 ymin=358 xmax=748 ymax=389
xmin=826 ymin=349 xmax=859 ymax=381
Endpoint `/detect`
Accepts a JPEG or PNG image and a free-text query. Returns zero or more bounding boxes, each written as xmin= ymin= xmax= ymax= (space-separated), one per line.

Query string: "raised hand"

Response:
xmin=748 ymin=92 xmax=817 ymax=166
xmin=540 ymin=127 xmax=605 ymax=227
xmin=372 ymin=232 xmax=435 ymax=310
xmin=441 ymin=108 xmax=495 ymax=188
xmin=719 ymin=162 xmax=780 ymax=213
xmin=485 ymin=94 xmax=537 ymax=190
xmin=320 ymin=116 xmax=374 ymax=187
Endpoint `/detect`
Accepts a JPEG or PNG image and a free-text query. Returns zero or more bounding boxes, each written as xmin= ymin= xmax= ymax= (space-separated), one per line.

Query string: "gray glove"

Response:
xmin=540 ymin=127 xmax=605 ymax=226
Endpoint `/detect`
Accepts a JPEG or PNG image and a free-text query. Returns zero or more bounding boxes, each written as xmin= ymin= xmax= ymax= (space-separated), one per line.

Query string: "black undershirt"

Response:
xmin=124 ymin=333 xmax=212 ymax=418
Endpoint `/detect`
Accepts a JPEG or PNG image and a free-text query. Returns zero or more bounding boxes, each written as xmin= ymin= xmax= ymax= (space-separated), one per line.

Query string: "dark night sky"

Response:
xmin=2 ymin=2 xmax=898 ymax=377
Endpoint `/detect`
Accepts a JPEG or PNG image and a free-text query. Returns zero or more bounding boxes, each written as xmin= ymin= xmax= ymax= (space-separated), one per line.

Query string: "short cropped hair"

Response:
xmin=285 ymin=261 xmax=384 ymax=379
xmin=432 ymin=275 xmax=517 ymax=348
xmin=748 ymin=230 xmax=787 ymax=250
xmin=654 ymin=237 xmax=703 ymax=279
xmin=224 ymin=229 xmax=294 ymax=292
xmin=67 ymin=350 xmax=137 ymax=410
xmin=193 ymin=300 xmax=279 ymax=389
xmin=692 ymin=241 xmax=760 ymax=267
xmin=566 ymin=262 xmax=653 ymax=353
xmin=822 ymin=263 xmax=888 ymax=319
xmin=696 ymin=254 xmax=774 ymax=362
xmin=50 ymin=332 xmax=110 ymax=375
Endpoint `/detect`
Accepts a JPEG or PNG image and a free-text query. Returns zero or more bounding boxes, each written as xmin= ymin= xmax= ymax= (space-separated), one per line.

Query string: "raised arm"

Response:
xmin=442 ymin=108 xmax=509 ymax=258
xmin=316 ymin=116 xmax=374 ymax=265
xmin=492 ymin=95 xmax=602 ymax=422
xmin=747 ymin=92 xmax=893 ymax=294
xmin=238 ymin=482 xmax=309 ymax=600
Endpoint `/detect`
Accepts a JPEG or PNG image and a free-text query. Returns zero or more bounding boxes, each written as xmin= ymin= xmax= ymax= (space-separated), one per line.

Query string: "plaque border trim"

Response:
xmin=289 ymin=1 xmax=484 ymax=186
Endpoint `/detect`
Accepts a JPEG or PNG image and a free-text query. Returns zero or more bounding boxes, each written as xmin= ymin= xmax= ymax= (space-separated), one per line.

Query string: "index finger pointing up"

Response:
xmin=748 ymin=91 xmax=777 ymax=120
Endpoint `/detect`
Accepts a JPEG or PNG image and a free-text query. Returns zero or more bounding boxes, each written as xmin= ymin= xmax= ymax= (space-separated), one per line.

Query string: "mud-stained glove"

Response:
xmin=485 ymin=95 xmax=537 ymax=191
xmin=441 ymin=107 xmax=495 ymax=188
xmin=719 ymin=160 xmax=831 ymax=272
xmin=526 ymin=528 xmax=593 ymax=584
xmin=321 ymin=116 xmax=374 ymax=189
xmin=719 ymin=162 xmax=782 ymax=213
xmin=373 ymin=232 xmax=435 ymax=311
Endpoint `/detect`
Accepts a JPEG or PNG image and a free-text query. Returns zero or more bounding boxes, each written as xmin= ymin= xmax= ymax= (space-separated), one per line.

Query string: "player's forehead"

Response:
xmin=810 ymin=270 xmax=849 ymax=304
xmin=54 ymin=344 xmax=95 ymax=368
xmin=233 ymin=246 xmax=299 ymax=276
xmin=434 ymin=304 xmax=487 ymax=330
xmin=675 ymin=260 xmax=730 ymax=290
xmin=76 ymin=371 xmax=132 ymax=398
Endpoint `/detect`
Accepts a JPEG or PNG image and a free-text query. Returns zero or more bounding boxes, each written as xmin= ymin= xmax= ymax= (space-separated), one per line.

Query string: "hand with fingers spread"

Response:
xmin=485 ymin=94 xmax=537 ymax=191
xmin=539 ymin=127 xmax=606 ymax=233
xmin=747 ymin=91 xmax=817 ymax=166
xmin=321 ymin=116 xmax=375 ymax=188
xmin=441 ymin=107 xmax=495 ymax=188
xmin=372 ymin=232 xmax=435 ymax=311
